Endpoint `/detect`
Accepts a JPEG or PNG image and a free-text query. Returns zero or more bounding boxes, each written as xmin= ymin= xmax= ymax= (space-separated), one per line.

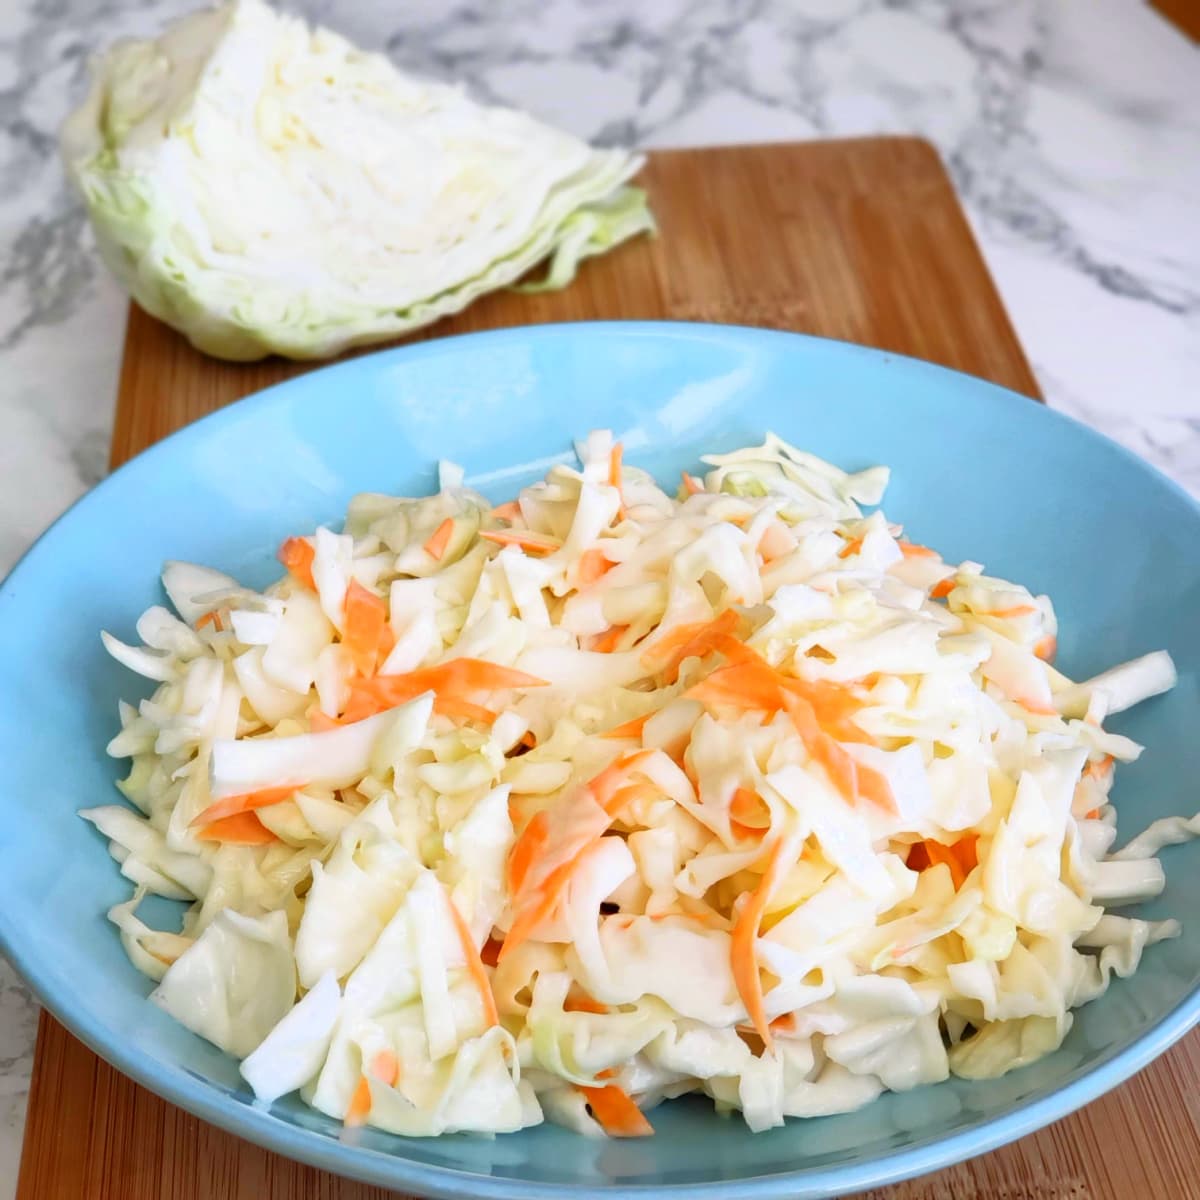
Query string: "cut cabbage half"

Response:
xmin=60 ymin=0 xmax=653 ymax=360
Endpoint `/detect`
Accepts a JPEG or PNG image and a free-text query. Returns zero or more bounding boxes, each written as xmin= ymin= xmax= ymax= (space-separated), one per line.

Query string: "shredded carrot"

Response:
xmin=345 ymin=1075 xmax=372 ymax=1126
xmin=433 ymin=695 xmax=499 ymax=725
xmin=343 ymin=579 xmax=389 ymax=677
xmin=1085 ymin=808 xmax=1100 ymax=820
xmin=731 ymin=839 xmax=788 ymax=1052
xmin=499 ymin=840 xmax=594 ymax=962
xmin=591 ymin=624 xmax=628 ymax=653
xmin=446 ymin=893 xmax=499 ymax=1028
xmin=423 ymin=517 xmax=455 ymax=561
xmin=341 ymin=658 xmax=549 ymax=723
xmin=577 ymin=1080 xmax=654 ymax=1138
xmin=687 ymin=660 xmax=784 ymax=715
xmin=897 ymin=541 xmax=938 ymax=559
xmin=855 ymin=763 xmax=895 ymax=812
xmin=308 ymin=709 xmax=340 ymax=733
xmin=194 ymin=609 xmax=224 ymax=633
xmin=577 ymin=548 xmax=614 ymax=587
xmin=930 ymin=578 xmax=956 ymax=600
xmin=730 ymin=786 xmax=771 ymax=830
xmin=601 ymin=712 xmax=651 ymax=740
xmin=564 ymin=989 xmax=608 ymax=1014
xmin=990 ymin=604 xmax=1037 ymax=619
xmin=608 ymin=443 xmax=626 ymax=520
xmin=911 ymin=836 xmax=977 ymax=889
xmin=506 ymin=810 xmax=550 ymax=895
xmin=277 ymin=537 xmax=316 ymax=590
xmin=519 ymin=730 xmax=538 ymax=750
xmin=655 ymin=610 xmax=743 ymax=682
xmin=191 ymin=784 xmax=302 ymax=829
xmin=583 ymin=750 xmax=656 ymax=816
xmin=478 ymin=529 xmax=561 ymax=556
xmin=730 ymin=820 xmax=766 ymax=842
xmin=838 ymin=535 xmax=864 ymax=559
xmin=195 ymin=811 xmax=278 ymax=845
xmin=369 ymin=1050 xmax=400 ymax=1087
xmin=1034 ymin=635 xmax=1057 ymax=662
xmin=681 ymin=471 xmax=704 ymax=496
xmin=604 ymin=780 xmax=663 ymax=817
xmin=501 ymin=753 xmax=654 ymax=963
xmin=1084 ymin=755 xmax=1114 ymax=781
xmin=491 ymin=501 xmax=522 ymax=521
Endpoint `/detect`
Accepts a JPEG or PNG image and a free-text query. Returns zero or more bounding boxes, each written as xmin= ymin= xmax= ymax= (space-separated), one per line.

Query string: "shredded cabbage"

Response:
xmin=88 ymin=428 xmax=1195 ymax=1138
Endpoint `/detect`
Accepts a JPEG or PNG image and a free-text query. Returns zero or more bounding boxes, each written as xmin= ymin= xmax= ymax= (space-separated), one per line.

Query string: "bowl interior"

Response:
xmin=1 ymin=323 xmax=1198 ymax=1199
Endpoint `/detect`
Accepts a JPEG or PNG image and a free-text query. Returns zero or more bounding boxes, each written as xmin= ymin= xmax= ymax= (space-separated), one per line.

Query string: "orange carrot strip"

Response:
xmin=609 ymin=443 xmax=626 ymax=520
xmin=730 ymin=786 xmax=771 ymax=830
xmin=954 ymin=835 xmax=979 ymax=877
xmin=601 ymin=712 xmax=651 ymax=740
xmin=838 ymin=536 xmax=864 ymax=559
xmin=423 ymin=517 xmax=455 ymax=561
xmin=491 ymin=501 xmax=522 ymax=521
xmin=369 ymin=1050 xmax=401 ymax=1087
xmin=499 ymin=840 xmax=595 ymax=962
xmin=345 ymin=658 xmax=549 ymax=723
xmin=190 ymin=784 xmax=302 ymax=829
xmin=915 ymin=836 xmax=977 ymax=889
xmin=687 ymin=661 xmax=782 ymax=713
xmin=345 ymin=1075 xmax=372 ymax=1126
xmin=278 ymin=537 xmax=316 ymax=590
xmin=564 ymin=989 xmax=608 ymax=1015
xmin=194 ymin=610 xmax=224 ymax=633
xmin=1084 ymin=755 xmax=1114 ymax=781
xmin=1085 ymin=807 xmax=1101 ymax=820
xmin=659 ymin=612 xmax=746 ymax=682
xmin=990 ymin=604 xmax=1037 ymax=619
xmin=308 ymin=709 xmax=340 ymax=733
xmin=507 ymin=810 xmax=550 ymax=895
xmin=447 ymin=893 xmax=499 ymax=1028
xmin=731 ymin=838 xmax=788 ymax=1052
xmin=577 ymin=1081 xmax=654 ymax=1138
xmin=681 ymin=471 xmax=704 ymax=496
xmin=343 ymin=579 xmax=388 ymax=677
xmin=591 ymin=625 xmax=628 ymax=653
xmin=855 ymin=763 xmax=896 ymax=813
xmin=479 ymin=529 xmax=561 ymax=556
xmin=433 ymin=696 xmax=499 ymax=725
xmin=930 ymin=578 xmax=955 ymax=599
xmin=586 ymin=750 xmax=656 ymax=816
xmin=1034 ymin=635 xmax=1058 ymax=662
xmin=604 ymin=781 xmax=663 ymax=817
xmin=195 ymin=811 xmax=278 ymax=845
xmin=897 ymin=541 xmax=938 ymax=559
xmin=577 ymin=548 xmax=613 ymax=587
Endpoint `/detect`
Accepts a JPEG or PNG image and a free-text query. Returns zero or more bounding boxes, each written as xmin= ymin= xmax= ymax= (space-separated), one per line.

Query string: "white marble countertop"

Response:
xmin=0 ymin=0 xmax=1197 ymax=1190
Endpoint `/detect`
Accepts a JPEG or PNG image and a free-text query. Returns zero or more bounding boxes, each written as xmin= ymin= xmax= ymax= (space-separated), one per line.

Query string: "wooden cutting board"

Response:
xmin=16 ymin=138 xmax=1199 ymax=1200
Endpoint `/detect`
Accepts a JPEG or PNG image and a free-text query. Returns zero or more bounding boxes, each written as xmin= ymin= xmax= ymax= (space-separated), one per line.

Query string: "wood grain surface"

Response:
xmin=1151 ymin=0 xmax=1200 ymax=41
xmin=18 ymin=138 xmax=1197 ymax=1200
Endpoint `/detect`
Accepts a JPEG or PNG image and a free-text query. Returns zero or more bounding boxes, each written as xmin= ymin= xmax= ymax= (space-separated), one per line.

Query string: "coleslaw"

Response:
xmin=85 ymin=430 xmax=1192 ymax=1137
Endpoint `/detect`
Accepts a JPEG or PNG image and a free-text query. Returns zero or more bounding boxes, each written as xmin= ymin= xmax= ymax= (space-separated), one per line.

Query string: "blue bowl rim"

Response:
xmin=2 ymin=319 xmax=1199 ymax=1198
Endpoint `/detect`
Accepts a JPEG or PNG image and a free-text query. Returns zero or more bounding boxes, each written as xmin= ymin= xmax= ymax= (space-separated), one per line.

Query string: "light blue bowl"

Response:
xmin=2 ymin=323 xmax=1198 ymax=1197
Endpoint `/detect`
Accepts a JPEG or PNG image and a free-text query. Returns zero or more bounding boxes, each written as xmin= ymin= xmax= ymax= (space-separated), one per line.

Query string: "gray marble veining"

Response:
xmin=0 ymin=0 xmax=1197 ymax=1190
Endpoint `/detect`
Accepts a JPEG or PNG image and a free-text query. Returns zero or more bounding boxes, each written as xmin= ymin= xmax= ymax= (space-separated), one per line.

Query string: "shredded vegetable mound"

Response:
xmin=85 ymin=431 xmax=1193 ymax=1137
